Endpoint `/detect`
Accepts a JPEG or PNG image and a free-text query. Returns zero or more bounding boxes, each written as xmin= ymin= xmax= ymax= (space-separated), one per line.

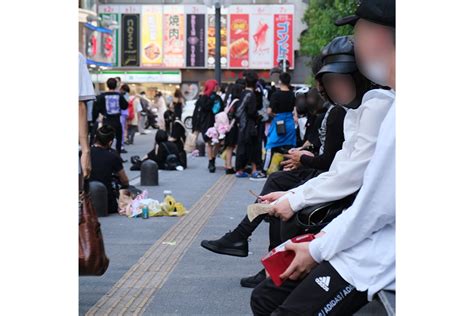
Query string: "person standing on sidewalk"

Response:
xmin=172 ymin=88 xmax=185 ymax=120
xmin=192 ymin=79 xmax=223 ymax=173
xmin=154 ymin=91 xmax=167 ymax=130
xmin=137 ymin=91 xmax=150 ymax=134
xmin=264 ymin=72 xmax=297 ymax=169
xmin=93 ymin=78 xmax=129 ymax=162
xmin=235 ymin=71 xmax=261 ymax=178
xmin=222 ymin=83 xmax=244 ymax=174
xmin=119 ymin=83 xmax=130 ymax=153
xmin=126 ymin=88 xmax=141 ymax=145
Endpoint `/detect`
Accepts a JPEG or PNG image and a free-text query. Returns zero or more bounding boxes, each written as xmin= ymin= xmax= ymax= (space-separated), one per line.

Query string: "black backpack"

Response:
xmin=161 ymin=142 xmax=180 ymax=170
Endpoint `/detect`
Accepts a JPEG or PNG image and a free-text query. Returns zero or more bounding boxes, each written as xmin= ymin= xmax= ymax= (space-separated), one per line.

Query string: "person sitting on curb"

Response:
xmin=131 ymin=130 xmax=183 ymax=171
xmin=89 ymin=125 xmax=130 ymax=214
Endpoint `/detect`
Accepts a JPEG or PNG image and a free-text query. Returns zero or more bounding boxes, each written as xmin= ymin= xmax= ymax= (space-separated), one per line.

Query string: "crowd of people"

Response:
xmin=190 ymin=70 xmax=307 ymax=180
xmin=199 ymin=0 xmax=396 ymax=314
xmin=78 ymin=72 xmax=188 ymax=214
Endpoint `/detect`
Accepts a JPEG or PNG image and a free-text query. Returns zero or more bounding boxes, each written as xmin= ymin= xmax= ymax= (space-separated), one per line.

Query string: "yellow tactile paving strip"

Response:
xmin=86 ymin=174 xmax=236 ymax=316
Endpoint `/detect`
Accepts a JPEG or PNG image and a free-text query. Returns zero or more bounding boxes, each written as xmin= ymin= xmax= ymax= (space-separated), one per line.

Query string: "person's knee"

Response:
xmin=251 ymin=281 xmax=272 ymax=316
xmin=250 ymin=285 xmax=264 ymax=315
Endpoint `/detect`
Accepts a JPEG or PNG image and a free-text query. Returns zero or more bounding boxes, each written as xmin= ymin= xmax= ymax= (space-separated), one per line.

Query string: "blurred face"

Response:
xmin=321 ymin=73 xmax=356 ymax=105
xmin=354 ymin=19 xmax=395 ymax=86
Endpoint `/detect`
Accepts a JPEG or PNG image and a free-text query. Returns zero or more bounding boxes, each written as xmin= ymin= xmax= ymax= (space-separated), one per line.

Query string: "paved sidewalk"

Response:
xmin=80 ymin=130 xmax=385 ymax=315
xmin=80 ymin=131 xmax=267 ymax=315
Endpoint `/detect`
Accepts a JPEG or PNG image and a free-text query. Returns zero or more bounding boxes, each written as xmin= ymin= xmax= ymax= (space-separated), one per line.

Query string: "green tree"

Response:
xmin=300 ymin=0 xmax=357 ymax=57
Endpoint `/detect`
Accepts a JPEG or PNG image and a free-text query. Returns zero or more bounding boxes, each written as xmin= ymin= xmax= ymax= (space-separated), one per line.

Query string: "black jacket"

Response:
xmin=192 ymin=93 xmax=223 ymax=133
xmin=300 ymin=105 xmax=346 ymax=172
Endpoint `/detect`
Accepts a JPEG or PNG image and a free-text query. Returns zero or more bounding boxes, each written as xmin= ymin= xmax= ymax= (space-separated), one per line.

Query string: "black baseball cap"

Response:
xmin=335 ymin=0 xmax=395 ymax=28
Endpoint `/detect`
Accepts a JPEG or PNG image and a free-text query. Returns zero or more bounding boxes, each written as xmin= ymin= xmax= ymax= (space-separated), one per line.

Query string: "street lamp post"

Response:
xmin=215 ymin=2 xmax=221 ymax=85
xmin=205 ymin=0 xmax=229 ymax=86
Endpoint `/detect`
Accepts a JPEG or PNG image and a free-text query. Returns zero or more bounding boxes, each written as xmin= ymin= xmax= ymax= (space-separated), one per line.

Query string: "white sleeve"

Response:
xmin=286 ymin=92 xmax=394 ymax=212
xmin=309 ymin=106 xmax=396 ymax=262
xmin=79 ymin=53 xmax=95 ymax=102
xmin=134 ymin=98 xmax=142 ymax=112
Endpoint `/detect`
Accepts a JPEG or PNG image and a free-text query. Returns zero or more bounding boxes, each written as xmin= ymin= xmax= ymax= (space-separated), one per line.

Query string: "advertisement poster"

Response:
xmin=141 ymin=6 xmax=163 ymax=67
xmin=207 ymin=14 xmax=227 ymax=68
xmin=186 ymin=14 xmax=206 ymax=67
xmin=273 ymin=14 xmax=293 ymax=68
xmin=120 ymin=14 xmax=140 ymax=67
xmin=98 ymin=13 xmax=119 ymax=66
xmin=229 ymin=14 xmax=249 ymax=68
xmin=249 ymin=11 xmax=273 ymax=69
xmin=163 ymin=10 xmax=185 ymax=68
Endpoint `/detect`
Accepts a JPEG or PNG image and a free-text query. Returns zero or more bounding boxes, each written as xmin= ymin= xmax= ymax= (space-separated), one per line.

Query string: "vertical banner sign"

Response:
xmin=207 ymin=14 xmax=228 ymax=68
xmin=163 ymin=10 xmax=185 ymax=68
xmin=121 ymin=14 xmax=139 ymax=67
xmin=229 ymin=14 xmax=249 ymax=68
xmin=273 ymin=14 xmax=293 ymax=68
xmin=249 ymin=9 xmax=273 ymax=69
xmin=99 ymin=13 xmax=119 ymax=66
xmin=141 ymin=6 xmax=163 ymax=67
xmin=186 ymin=14 xmax=206 ymax=67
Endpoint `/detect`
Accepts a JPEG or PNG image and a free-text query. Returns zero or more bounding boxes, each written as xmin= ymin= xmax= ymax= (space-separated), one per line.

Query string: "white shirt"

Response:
xmin=79 ymin=52 xmax=95 ymax=102
xmin=286 ymin=89 xmax=395 ymax=211
xmin=309 ymin=101 xmax=395 ymax=301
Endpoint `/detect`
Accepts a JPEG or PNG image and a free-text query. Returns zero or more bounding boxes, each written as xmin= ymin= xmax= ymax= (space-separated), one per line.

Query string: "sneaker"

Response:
xmin=200 ymin=232 xmax=248 ymax=257
xmin=250 ymin=171 xmax=267 ymax=181
xmin=240 ymin=269 xmax=267 ymax=288
xmin=225 ymin=168 xmax=236 ymax=175
xmin=235 ymin=171 xmax=249 ymax=178
xmin=121 ymin=149 xmax=128 ymax=154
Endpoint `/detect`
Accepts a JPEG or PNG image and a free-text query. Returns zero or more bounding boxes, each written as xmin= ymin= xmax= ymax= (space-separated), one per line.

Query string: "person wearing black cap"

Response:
xmin=250 ymin=0 xmax=396 ymax=314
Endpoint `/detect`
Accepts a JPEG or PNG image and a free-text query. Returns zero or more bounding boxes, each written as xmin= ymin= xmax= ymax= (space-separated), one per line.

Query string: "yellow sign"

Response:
xmin=141 ymin=10 xmax=163 ymax=66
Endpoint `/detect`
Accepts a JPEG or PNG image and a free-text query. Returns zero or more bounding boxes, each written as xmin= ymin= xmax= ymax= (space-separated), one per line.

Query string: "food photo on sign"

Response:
xmin=207 ymin=14 xmax=228 ymax=67
xmin=229 ymin=14 xmax=249 ymax=68
xmin=141 ymin=7 xmax=163 ymax=66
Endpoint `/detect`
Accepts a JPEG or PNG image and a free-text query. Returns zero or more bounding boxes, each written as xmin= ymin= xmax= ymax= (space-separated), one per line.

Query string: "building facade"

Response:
xmin=83 ymin=0 xmax=311 ymax=98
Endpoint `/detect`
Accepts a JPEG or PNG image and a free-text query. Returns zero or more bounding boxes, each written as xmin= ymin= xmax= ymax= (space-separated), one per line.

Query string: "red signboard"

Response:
xmin=273 ymin=14 xmax=293 ymax=68
xmin=229 ymin=14 xmax=249 ymax=68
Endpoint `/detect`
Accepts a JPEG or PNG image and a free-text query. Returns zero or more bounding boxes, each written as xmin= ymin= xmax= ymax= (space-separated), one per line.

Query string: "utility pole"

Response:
xmin=215 ymin=2 xmax=222 ymax=85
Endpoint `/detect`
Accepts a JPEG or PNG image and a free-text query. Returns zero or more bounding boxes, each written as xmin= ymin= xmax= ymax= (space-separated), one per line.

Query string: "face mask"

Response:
xmin=361 ymin=59 xmax=389 ymax=86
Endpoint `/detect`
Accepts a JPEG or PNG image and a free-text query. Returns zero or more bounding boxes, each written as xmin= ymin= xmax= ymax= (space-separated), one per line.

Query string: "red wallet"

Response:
xmin=261 ymin=234 xmax=316 ymax=286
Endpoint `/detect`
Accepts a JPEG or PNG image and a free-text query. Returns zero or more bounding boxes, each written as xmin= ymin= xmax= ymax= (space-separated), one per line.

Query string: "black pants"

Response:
xmin=236 ymin=139 xmax=259 ymax=171
xmin=251 ymin=261 xmax=368 ymax=316
xmin=233 ymin=168 xmax=318 ymax=250
xmin=127 ymin=125 xmax=138 ymax=144
xmin=104 ymin=117 xmax=122 ymax=156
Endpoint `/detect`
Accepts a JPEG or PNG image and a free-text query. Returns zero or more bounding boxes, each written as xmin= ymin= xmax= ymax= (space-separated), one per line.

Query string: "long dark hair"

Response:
xmin=174 ymin=89 xmax=184 ymax=99
xmin=224 ymin=83 xmax=244 ymax=104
